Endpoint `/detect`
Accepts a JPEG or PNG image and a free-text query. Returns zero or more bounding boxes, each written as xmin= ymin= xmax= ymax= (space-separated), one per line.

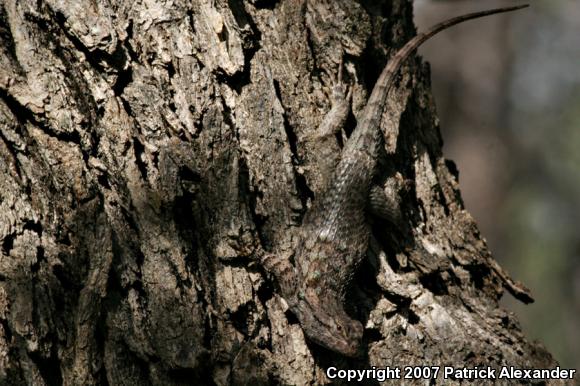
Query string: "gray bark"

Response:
xmin=0 ymin=0 xmax=560 ymax=385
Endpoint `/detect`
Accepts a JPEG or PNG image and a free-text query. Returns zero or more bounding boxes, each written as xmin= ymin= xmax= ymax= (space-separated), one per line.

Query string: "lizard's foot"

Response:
xmin=329 ymin=54 xmax=352 ymax=107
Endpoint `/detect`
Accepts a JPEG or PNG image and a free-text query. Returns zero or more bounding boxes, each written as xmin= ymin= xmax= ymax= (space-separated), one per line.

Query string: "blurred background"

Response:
xmin=415 ymin=0 xmax=580 ymax=369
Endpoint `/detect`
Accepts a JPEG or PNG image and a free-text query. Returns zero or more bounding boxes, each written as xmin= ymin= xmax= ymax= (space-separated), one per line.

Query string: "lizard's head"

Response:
xmin=292 ymin=290 xmax=364 ymax=357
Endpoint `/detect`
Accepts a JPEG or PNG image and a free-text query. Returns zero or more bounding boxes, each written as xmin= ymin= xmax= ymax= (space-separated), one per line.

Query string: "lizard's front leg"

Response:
xmin=303 ymin=58 xmax=353 ymax=196
xmin=315 ymin=57 xmax=352 ymax=139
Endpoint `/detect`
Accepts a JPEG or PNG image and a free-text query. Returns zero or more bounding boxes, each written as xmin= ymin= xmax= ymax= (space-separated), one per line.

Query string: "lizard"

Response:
xmin=261 ymin=5 xmax=529 ymax=358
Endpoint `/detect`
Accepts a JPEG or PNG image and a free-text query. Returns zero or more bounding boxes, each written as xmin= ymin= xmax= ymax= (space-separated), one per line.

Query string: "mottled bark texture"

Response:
xmin=0 ymin=0 xmax=560 ymax=385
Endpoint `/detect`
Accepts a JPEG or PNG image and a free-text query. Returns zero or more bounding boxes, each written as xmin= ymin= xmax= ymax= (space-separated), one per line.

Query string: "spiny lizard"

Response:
xmin=262 ymin=5 xmax=528 ymax=357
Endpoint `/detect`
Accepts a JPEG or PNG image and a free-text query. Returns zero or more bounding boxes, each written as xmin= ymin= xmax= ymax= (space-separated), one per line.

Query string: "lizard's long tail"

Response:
xmin=356 ymin=4 xmax=528 ymax=139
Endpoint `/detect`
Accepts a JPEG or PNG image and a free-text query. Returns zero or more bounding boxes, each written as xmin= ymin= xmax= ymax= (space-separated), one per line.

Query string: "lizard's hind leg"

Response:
xmin=259 ymin=253 xmax=297 ymax=299
xmin=368 ymin=184 xmax=401 ymax=224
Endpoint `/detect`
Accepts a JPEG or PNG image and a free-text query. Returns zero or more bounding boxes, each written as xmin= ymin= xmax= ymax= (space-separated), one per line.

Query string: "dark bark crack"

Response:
xmin=28 ymin=349 xmax=63 ymax=386
xmin=132 ymin=137 xmax=149 ymax=181
xmin=214 ymin=0 xmax=261 ymax=93
xmin=272 ymin=79 xmax=314 ymax=216
xmin=1 ymin=232 xmax=15 ymax=255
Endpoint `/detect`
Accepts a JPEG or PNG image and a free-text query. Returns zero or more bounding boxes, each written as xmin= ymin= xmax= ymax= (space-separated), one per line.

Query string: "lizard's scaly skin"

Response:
xmin=267 ymin=5 xmax=528 ymax=357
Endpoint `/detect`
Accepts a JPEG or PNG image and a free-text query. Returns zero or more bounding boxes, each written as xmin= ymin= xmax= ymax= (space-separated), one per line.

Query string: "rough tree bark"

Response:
xmin=0 ymin=0 xmax=563 ymax=385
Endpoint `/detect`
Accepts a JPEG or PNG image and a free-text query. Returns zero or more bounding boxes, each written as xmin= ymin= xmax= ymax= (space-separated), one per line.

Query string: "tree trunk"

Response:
xmin=0 ymin=0 xmax=563 ymax=385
